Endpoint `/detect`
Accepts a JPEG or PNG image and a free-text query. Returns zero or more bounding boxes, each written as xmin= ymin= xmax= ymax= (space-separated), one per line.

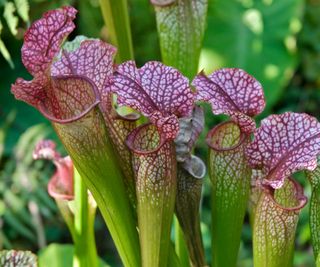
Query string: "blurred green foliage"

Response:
xmin=0 ymin=0 xmax=320 ymax=266
xmin=38 ymin=243 xmax=110 ymax=267
xmin=0 ymin=123 xmax=66 ymax=250
xmin=200 ymin=0 xmax=304 ymax=111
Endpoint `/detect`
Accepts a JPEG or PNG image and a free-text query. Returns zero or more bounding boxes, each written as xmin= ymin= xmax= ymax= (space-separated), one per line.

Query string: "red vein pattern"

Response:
xmin=40 ymin=76 xmax=98 ymax=121
xmin=112 ymin=60 xmax=195 ymax=139
xmin=11 ymin=6 xmax=77 ymax=107
xmin=52 ymin=40 xmax=116 ymax=92
xmin=12 ymin=8 xmax=141 ymax=264
xmin=253 ymin=178 xmax=307 ymax=266
xmin=192 ymin=68 xmax=265 ymax=133
xmin=126 ymin=123 xmax=176 ymax=267
xmin=246 ymin=112 xmax=320 ymax=189
xmin=208 ymin=121 xmax=251 ymax=267
xmin=12 ymin=6 xmax=138 ymax=208
xmin=33 ymin=140 xmax=74 ymax=200
xmin=22 ymin=6 xmax=76 ymax=76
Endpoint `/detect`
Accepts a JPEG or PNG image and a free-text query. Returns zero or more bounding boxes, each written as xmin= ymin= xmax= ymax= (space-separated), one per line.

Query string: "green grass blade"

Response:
xmin=99 ymin=0 xmax=134 ymax=62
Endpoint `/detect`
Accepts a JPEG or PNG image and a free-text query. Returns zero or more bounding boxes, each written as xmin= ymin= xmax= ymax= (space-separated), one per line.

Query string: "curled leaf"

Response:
xmin=193 ymin=68 xmax=265 ymax=133
xmin=39 ymin=76 xmax=100 ymax=123
xmin=52 ymin=38 xmax=138 ymax=202
xmin=246 ymin=112 xmax=320 ymax=189
xmin=22 ymin=6 xmax=77 ymax=76
xmin=112 ymin=60 xmax=194 ymax=139
xmin=174 ymin=106 xmax=204 ymax=162
xmin=11 ymin=6 xmax=77 ymax=107
xmin=11 ymin=7 xmax=141 ymax=266
xmin=181 ymin=154 xmax=206 ymax=179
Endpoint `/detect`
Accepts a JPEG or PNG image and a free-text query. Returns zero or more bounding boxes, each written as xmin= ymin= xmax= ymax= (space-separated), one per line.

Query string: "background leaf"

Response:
xmin=200 ymin=0 xmax=304 ymax=110
xmin=14 ymin=0 xmax=29 ymax=23
xmin=0 ymin=20 xmax=14 ymax=68
xmin=3 ymin=2 xmax=18 ymax=35
xmin=38 ymin=243 xmax=110 ymax=267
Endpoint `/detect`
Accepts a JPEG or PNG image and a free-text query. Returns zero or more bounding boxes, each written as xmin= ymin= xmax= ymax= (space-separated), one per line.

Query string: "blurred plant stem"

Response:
xmin=174 ymin=217 xmax=190 ymax=267
xmin=99 ymin=0 xmax=134 ymax=62
xmin=73 ymin=168 xmax=98 ymax=267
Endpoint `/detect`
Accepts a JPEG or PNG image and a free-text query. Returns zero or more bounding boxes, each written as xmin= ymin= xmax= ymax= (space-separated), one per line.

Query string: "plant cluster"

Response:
xmin=2 ymin=3 xmax=320 ymax=267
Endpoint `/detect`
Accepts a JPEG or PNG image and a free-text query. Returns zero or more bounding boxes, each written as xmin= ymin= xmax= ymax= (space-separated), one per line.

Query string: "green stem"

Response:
xmin=168 ymin=242 xmax=183 ymax=267
xmin=73 ymin=168 xmax=98 ymax=267
xmin=175 ymin=217 xmax=190 ymax=267
xmin=99 ymin=0 xmax=134 ymax=62
xmin=307 ymin=166 xmax=320 ymax=266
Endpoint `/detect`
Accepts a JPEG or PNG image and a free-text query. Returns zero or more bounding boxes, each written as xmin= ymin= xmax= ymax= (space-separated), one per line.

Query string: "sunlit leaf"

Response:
xmin=14 ymin=0 xmax=29 ymax=23
xmin=201 ymin=0 xmax=304 ymax=109
xmin=0 ymin=20 xmax=14 ymax=68
xmin=3 ymin=2 xmax=18 ymax=35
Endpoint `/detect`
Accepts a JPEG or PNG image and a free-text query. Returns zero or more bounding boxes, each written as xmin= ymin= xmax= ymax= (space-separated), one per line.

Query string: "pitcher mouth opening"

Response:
xmin=263 ymin=177 xmax=308 ymax=212
xmin=206 ymin=121 xmax=247 ymax=152
xmin=126 ymin=123 xmax=167 ymax=155
xmin=38 ymin=75 xmax=100 ymax=124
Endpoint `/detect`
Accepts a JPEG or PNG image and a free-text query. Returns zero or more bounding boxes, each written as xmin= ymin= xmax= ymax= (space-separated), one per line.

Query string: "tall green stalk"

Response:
xmin=174 ymin=217 xmax=190 ymax=267
xmin=99 ymin=0 xmax=134 ymax=62
xmin=208 ymin=121 xmax=251 ymax=267
xmin=307 ymin=165 xmax=320 ymax=266
xmin=73 ymin=168 xmax=98 ymax=267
